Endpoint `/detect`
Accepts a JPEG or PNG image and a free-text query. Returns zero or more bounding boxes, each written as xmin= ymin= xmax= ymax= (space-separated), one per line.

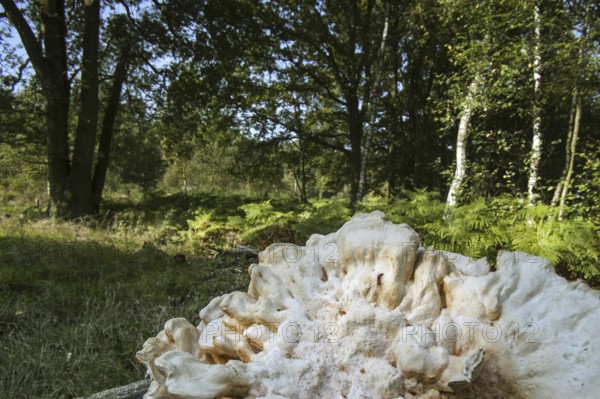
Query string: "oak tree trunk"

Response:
xmin=38 ymin=0 xmax=72 ymax=216
xmin=70 ymin=0 xmax=101 ymax=217
xmin=0 ymin=0 xmax=74 ymax=216
xmin=2 ymin=0 xmax=123 ymax=218
xmin=92 ymin=42 xmax=130 ymax=211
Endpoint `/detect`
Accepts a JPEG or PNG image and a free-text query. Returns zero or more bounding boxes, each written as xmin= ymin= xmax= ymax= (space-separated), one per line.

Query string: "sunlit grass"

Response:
xmin=0 ymin=219 xmax=250 ymax=399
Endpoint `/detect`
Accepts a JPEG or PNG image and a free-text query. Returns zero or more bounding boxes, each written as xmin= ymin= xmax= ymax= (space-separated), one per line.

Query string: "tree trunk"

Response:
xmin=0 ymin=0 xmax=108 ymax=218
xmin=92 ymin=42 xmax=130 ymax=211
xmin=347 ymin=95 xmax=363 ymax=208
xmin=1 ymin=0 xmax=74 ymax=217
xmin=40 ymin=0 xmax=71 ymax=217
xmin=385 ymin=42 xmax=403 ymax=197
xmin=70 ymin=0 xmax=101 ymax=217
xmin=527 ymin=2 xmax=543 ymax=207
xmin=45 ymin=81 xmax=71 ymax=217
xmin=445 ymin=79 xmax=478 ymax=211
xmin=299 ymin=141 xmax=308 ymax=203
xmin=558 ymin=93 xmax=581 ymax=221
xmin=182 ymin=162 xmax=188 ymax=195
xmin=0 ymin=0 xmax=68 ymax=213
xmin=356 ymin=3 xmax=390 ymax=204
xmin=551 ymin=90 xmax=577 ymax=207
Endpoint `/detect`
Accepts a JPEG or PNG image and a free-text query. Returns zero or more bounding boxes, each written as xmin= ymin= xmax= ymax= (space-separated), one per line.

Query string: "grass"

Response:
xmin=0 ymin=190 xmax=597 ymax=398
xmin=0 ymin=217 xmax=251 ymax=399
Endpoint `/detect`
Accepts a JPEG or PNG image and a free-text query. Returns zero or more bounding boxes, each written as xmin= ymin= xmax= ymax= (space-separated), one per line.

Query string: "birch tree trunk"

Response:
xmin=445 ymin=79 xmax=478 ymax=211
xmin=356 ymin=3 xmax=390 ymax=204
xmin=527 ymin=2 xmax=543 ymax=207
xmin=558 ymin=93 xmax=582 ymax=221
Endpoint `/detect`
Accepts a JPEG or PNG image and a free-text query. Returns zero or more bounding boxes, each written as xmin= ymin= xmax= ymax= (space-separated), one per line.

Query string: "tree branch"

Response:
xmin=276 ymin=55 xmax=347 ymax=107
xmin=149 ymin=0 xmax=185 ymax=45
xmin=252 ymin=107 xmax=349 ymax=155
xmin=3 ymin=59 xmax=30 ymax=92
xmin=75 ymin=380 xmax=150 ymax=399
xmin=114 ymin=0 xmax=169 ymax=93
xmin=0 ymin=0 xmax=48 ymax=79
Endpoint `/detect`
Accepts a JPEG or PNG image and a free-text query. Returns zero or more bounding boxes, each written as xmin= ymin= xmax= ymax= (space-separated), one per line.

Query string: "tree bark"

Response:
xmin=385 ymin=39 xmax=403 ymax=198
xmin=92 ymin=42 xmax=130 ymax=211
xmin=527 ymin=2 xmax=543 ymax=207
xmin=182 ymin=161 xmax=188 ymax=195
xmin=1 ymin=0 xmax=73 ymax=216
xmin=445 ymin=79 xmax=478 ymax=211
xmin=356 ymin=2 xmax=390 ymax=204
xmin=558 ymin=93 xmax=581 ymax=221
xmin=552 ymin=17 xmax=588 ymax=216
xmin=39 ymin=0 xmax=72 ymax=216
xmin=70 ymin=0 xmax=101 ymax=217
xmin=2 ymin=0 xmax=125 ymax=217
xmin=347 ymin=95 xmax=363 ymax=207
xmin=0 ymin=0 xmax=108 ymax=217
xmin=0 ymin=1 xmax=48 ymax=77
xmin=44 ymin=81 xmax=71 ymax=217
xmin=551 ymin=90 xmax=577 ymax=207
xmin=75 ymin=380 xmax=150 ymax=399
xmin=298 ymin=140 xmax=308 ymax=203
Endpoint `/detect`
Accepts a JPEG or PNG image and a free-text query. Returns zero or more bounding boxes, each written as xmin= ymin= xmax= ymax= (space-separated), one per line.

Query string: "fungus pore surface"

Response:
xmin=137 ymin=211 xmax=600 ymax=399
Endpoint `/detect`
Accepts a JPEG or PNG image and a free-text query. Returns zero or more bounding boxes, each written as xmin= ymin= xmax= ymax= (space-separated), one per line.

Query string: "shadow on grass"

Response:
xmin=0 ymin=233 xmax=249 ymax=399
xmin=100 ymin=192 xmax=263 ymax=229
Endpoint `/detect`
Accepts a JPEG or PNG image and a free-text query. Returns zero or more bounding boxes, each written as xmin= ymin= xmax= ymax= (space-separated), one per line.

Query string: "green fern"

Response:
xmin=183 ymin=193 xmax=598 ymax=279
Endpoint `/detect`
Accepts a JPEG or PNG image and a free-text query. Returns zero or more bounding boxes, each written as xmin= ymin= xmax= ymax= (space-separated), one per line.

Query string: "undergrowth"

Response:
xmin=0 ymin=218 xmax=249 ymax=399
xmin=184 ymin=191 xmax=599 ymax=279
xmin=0 ymin=190 xmax=598 ymax=398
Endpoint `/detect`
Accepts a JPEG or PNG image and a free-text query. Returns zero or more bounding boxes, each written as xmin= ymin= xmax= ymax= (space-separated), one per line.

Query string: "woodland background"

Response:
xmin=0 ymin=1 xmax=598 ymax=398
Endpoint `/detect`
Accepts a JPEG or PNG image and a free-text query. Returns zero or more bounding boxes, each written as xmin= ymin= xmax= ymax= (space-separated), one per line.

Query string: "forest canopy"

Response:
xmin=0 ymin=0 xmax=598 ymax=222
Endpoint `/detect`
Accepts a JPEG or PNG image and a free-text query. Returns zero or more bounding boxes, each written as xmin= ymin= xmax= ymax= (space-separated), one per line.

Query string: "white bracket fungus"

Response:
xmin=137 ymin=211 xmax=600 ymax=398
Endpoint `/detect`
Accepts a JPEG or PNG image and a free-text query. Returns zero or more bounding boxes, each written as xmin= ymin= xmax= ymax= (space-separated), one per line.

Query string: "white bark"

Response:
xmin=527 ymin=3 xmax=543 ymax=207
xmin=75 ymin=380 xmax=150 ymax=399
xmin=445 ymin=79 xmax=479 ymax=210
xmin=182 ymin=161 xmax=188 ymax=195
xmin=356 ymin=4 xmax=390 ymax=204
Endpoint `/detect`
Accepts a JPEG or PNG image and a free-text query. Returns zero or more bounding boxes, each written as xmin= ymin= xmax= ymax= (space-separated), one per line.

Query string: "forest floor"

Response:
xmin=0 ymin=196 xmax=255 ymax=398
xmin=0 ymin=191 xmax=598 ymax=398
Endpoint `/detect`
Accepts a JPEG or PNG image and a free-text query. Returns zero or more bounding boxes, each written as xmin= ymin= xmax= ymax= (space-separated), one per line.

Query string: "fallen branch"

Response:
xmin=75 ymin=380 xmax=150 ymax=399
xmin=209 ymin=245 xmax=259 ymax=258
xmin=233 ymin=245 xmax=259 ymax=256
